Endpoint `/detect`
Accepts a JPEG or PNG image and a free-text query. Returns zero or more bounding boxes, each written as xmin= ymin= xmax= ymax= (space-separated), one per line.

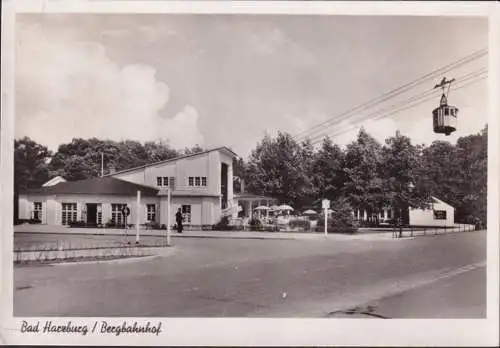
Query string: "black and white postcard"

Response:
xmin=1 ymin=1 xmax=499 ymax=346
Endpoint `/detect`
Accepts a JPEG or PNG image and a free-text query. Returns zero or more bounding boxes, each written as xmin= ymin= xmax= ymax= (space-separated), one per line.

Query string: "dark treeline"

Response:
xmin=15 ymin=125 xmax=487 ymax=226
xmin=238 ymin=126 xmax=487 ymax=226
xmin=13 ymin=137 xmax=204 ymax=221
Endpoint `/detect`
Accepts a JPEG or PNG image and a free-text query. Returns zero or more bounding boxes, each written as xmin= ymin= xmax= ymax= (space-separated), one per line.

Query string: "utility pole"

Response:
xmin=101 ymin=153 xmax=104 ymax=177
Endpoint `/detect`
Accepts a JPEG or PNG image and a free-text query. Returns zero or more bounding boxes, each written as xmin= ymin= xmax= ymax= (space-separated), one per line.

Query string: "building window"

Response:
xmin=182 ymin=205 xmax=192 ymax=224
xmin=33 ymin=202 xmax=42 ymax=222
xmin=157 ymin=176 xmax=175 ymax=188
xmin=111 ymin=203 xmax=127 ymax=226
xmin=97 ymin=204 xmax=103 ymax=225
xmin=188 ymin=176 xmax=207 ymax=187
xmin=61 ymin=203 xmax=77 ymax=225
xmin=147 ymin=204 xmax=156 ymax=222
xmin=433 ymin=210 xmax=447 ymax=220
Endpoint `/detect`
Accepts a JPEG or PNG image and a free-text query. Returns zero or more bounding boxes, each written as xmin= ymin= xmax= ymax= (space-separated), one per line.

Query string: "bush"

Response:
xmin=265 ymin=225 xmax=280 ymax=232
xmin=69 ymin=220 xmax=86 ymax=228
xmin=15 ymin=218 xmax=43 ymax=225
xmin=315 ymin=205 xmax=358 ymax=234
xmin=249 ymin=218 xmax=263 ymax=231
xmin=289 ymin=220 xmax=311 ymax=230
xmin=212 ymin=216 xmax=242 ymax=231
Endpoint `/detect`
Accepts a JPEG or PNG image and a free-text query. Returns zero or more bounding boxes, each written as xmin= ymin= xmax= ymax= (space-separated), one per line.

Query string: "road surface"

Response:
xmin=14 ymin=230 xmax=486 ymax=318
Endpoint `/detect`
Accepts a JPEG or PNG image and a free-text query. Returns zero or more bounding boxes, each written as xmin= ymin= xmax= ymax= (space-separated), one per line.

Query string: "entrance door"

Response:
xmin=221 ymin=163 xmax=228 ymax=209
xmin=86 ymin=203 xmax=98 ymax=226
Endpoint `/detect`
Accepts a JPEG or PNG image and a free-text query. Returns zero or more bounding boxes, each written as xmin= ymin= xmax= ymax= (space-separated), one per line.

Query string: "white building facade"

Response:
xmin=353 ymin=196 xmax=455 ymax=226
xmin=18 ymin=147 xmax=238 ymax=228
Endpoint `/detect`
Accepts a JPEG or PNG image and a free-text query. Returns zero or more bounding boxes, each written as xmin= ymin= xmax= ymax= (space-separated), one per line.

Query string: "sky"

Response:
xmin=15 ymin=14 xmax=489 ymax=159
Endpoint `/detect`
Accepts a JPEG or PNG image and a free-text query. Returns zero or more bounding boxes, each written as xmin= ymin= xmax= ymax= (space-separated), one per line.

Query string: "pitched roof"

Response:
xmin=42 ymin=176 xmax=66 ymax=187
xmin=431 ymin=196 xmax=454 ymax=207
xmin=105 ymin=146 xmax=238 ymax=177
xmin=23 ymin=177 xmax=159 ymax=196
xmin=234 ymin=193 xmax=278 ymax=200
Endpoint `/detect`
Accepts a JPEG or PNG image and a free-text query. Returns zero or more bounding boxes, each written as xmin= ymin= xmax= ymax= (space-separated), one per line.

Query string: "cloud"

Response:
xmin=15 ymin=23 xmax=203 ymax=151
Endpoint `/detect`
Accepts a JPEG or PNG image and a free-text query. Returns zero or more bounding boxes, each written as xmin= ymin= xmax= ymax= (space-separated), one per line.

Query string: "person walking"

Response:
xmin=176 ymin=208 xmax=184 ymax=234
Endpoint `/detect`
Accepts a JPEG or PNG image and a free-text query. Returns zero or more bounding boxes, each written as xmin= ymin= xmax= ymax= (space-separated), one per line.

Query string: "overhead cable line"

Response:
xmin=309 ymin=73 xmax=487 ymax=146
xmin=305 ymin=68 xmax=487 ymax=144
xmin=293 ymin=48 xmax=488 ymax=141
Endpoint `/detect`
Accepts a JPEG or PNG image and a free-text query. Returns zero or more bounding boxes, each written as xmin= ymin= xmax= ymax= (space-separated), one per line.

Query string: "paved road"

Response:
xmin=14 ymin=230 xmax=486 ymax=318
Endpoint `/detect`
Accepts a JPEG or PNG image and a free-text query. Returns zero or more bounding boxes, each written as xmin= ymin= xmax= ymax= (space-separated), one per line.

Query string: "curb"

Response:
xmin=51 ymin=254 xmax=161 ymax=266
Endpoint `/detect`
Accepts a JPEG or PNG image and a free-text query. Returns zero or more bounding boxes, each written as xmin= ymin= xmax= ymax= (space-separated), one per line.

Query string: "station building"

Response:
xmin=18 ymin=147 xmax=238 ymax=228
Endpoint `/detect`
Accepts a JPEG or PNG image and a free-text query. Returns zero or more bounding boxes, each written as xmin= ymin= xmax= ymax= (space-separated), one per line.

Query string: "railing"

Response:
xmin=391 ymin=223 xmax=477 ymax=238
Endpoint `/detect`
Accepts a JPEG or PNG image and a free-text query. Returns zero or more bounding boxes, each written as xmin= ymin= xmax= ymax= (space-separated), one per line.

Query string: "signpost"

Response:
xmin=322 ymin=199 xmax=330 ymax=238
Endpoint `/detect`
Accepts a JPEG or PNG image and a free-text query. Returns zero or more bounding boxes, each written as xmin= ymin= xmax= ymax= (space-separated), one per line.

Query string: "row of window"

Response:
xmin=156 ymin=176 xmax=176 ymax=188
xmin=188 ymin=176 xmax=207 ymax=187
xmin=52 ymin=202 xmax=192 ymax=225
xmin=155 ymin=176 xmax=207 ymax=188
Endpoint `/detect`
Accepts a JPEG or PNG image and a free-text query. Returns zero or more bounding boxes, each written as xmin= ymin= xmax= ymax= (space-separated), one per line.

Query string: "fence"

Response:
xmin=391 ymin=223 xmax=476 ymax=238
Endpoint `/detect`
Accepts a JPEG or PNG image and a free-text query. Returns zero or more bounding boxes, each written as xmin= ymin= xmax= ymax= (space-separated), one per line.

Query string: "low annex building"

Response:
xmin=18 ymin=147 xmax=238 ymax=228
xmin=354 ymin=196 xmax=455 ymax=227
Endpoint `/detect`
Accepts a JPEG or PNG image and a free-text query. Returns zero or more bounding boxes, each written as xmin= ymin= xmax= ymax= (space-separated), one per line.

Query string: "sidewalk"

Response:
xmin=14 ymin=223 xmax=476 ymax=241
xmin=14 ymin=224 xmax=395 ymax=241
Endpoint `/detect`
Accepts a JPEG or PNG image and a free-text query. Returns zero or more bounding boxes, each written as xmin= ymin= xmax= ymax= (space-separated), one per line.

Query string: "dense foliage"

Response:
xmin=242 ymin=126 xmax=487 ymax=226
xmin=15 ymin=125 xmax=487 ymax=227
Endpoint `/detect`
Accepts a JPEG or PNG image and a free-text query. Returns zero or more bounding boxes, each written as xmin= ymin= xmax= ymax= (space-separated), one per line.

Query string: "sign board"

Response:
xmin=433 ymin=210 xmax=447 ymax=220
xmin=322 ymin=199 xmax=330 ymax=210
xmin=121 ymin=206 xmax=131 ymax=217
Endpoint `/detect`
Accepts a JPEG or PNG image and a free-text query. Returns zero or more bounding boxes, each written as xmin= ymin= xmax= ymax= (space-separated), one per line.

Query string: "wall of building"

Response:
xmin=19 ymin=193 xmax=161 ymax=226
xmin=112 ymin=152 xmax=213 ymax=194
xmin=158 ymin=196 xmax=220 ymax=226
xmin=409 ymin=200 xmax=455 ymax=226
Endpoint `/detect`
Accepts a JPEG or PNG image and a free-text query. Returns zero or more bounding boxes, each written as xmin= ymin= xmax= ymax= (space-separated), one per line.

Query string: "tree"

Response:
xmin=311 ymin=136 xmax=345 ymax=203
xmin=453 ymin=125 xmax=487 ymax=226
xmin=14 ymin=137 xmax=52 ymax=190
xmin=245 ymin=132 xmax=314 ymax=208
xmin=49 ymin=138 xmax=122 ymax=180
xmin=297 ymin=138 xmax=317 ymax=208
xmin=381 ymin=131 xmax=429 ymax=230
xmin=49 ymin=138 xmax=181 ymax=180
xmin=14 ymin=137 xmax=52 ymax=221
xmin=419 ymin=140 xmax=464 ymax=209
xmin=342 ymin=128 xmax=384 ymax=223
xmin=232 ymin=156 xmax=247 ymax=194
xmin=144 ymin=140 xmax=179 ymax=162
xmin=183 ymin=144 xmax=204 ymax=155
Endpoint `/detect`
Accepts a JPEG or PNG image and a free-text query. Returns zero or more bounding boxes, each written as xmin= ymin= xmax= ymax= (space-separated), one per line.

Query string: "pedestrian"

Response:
xmin=176 ymin=208 xmax=184 ymax=234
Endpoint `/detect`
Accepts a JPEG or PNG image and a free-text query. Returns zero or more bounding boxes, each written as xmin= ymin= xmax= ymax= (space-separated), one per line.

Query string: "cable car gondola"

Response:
xmin=432 ymin=77 xmax=459 ymax=136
